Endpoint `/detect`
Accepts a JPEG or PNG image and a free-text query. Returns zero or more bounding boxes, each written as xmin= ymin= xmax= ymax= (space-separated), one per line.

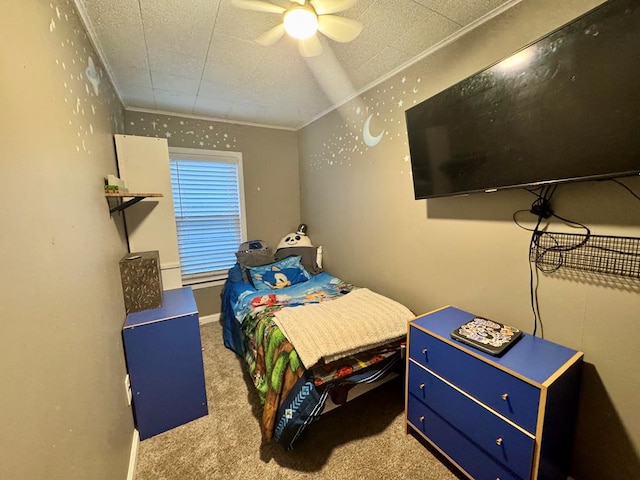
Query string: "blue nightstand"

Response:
xmin=123 ymin=287 xmax=208 ymax=440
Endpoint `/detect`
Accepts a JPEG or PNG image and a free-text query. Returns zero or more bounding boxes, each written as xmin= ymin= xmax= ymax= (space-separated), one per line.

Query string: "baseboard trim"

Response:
xmin=199 ymin=313 xmax=220 ymax=325
xmin=127 ymin=429 xmax=140 ymax=480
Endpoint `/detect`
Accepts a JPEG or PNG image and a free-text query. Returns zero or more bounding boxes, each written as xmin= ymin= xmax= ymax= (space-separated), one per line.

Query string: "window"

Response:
xmin=168 ymin=147 xmax=246 ymax=287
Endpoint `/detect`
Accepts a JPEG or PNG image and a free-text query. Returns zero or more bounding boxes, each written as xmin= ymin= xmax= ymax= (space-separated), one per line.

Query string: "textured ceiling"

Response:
xmin=75 ymin=0 xmax=520 ymax=130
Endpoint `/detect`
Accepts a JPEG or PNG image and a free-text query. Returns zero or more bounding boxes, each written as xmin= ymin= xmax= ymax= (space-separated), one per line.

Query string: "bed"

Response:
xmin=220 ymin=245 xmax=412 ymax=449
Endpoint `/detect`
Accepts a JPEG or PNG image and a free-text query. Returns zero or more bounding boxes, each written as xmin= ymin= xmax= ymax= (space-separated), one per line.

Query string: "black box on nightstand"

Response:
xmin=119 ymin=251 xmax=163 ymax=313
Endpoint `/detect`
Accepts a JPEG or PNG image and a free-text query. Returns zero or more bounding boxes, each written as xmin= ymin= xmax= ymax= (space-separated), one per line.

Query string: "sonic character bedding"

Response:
xmin=221 ymin=232 xmax=412 ymax=449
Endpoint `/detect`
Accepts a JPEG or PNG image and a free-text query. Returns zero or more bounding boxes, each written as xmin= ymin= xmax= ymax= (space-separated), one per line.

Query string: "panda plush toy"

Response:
xmin=275 ymin=224 xmax=323 ymax=274
xmin=277 ymin=223 xmax=313 ymax=249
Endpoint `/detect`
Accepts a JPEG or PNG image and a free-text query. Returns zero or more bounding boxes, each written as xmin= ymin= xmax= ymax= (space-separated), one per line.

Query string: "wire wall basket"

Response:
xmin=529 ymin=231 xmax=640 ymax=279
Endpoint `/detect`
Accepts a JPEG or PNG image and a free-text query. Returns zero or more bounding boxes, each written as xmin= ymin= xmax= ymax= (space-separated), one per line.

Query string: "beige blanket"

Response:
xmin=272 ymin=288 xmax=413 ymax=369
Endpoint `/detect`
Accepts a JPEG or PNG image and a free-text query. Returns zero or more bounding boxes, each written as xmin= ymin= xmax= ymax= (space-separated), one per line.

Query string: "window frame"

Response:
xmin=168 ymin=146 xmax=247 ymax=289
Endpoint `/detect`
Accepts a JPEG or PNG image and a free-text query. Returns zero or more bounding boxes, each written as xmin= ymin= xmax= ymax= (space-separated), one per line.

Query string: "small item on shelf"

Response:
xmin=450 ymin=316 xmax=522 ymax=356
xmin=104 ymin=174 xmax=127 ymax=194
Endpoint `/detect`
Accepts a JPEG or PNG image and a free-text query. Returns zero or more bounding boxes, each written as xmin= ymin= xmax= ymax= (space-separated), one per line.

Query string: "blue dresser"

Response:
xmin=406 ymin=306 xmax=583 ymax=480
xmin=123 ymin=287 xmax=208 ymax=440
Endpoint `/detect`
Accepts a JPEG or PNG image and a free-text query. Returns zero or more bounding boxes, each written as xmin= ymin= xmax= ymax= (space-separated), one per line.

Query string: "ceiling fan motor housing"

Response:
xmin=283 ymin=4 xmax=319 ymax=40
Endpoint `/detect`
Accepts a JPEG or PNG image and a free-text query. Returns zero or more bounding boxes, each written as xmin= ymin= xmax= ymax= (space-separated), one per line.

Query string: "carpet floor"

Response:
xmin=134 ymin=321 xmax=461 ymax=480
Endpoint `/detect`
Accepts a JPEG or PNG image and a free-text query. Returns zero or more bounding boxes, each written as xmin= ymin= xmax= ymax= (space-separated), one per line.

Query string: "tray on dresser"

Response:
xmin=450 ymin=316 xmax=522 ymax=356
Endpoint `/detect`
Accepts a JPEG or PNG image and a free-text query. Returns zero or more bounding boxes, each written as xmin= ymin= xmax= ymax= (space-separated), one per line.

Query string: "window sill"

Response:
xmin=185 ymin=278 xmax=227 ymax=290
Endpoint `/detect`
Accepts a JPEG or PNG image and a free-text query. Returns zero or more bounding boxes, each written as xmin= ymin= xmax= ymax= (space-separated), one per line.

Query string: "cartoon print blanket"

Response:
xmin=227 ymin=272 xmax=406 ymax=448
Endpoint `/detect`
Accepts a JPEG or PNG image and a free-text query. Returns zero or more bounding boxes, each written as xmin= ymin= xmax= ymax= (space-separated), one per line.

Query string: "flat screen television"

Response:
xmin=405 ymin=0 xmax=640 ymax=200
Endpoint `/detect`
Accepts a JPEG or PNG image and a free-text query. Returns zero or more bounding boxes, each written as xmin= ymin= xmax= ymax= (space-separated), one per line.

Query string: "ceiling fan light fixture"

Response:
xmin=283 ymin=6 xmax=318 ymax=40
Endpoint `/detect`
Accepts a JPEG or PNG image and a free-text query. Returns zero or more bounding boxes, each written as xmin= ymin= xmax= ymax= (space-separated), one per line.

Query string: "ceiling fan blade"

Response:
xmin=298 ymin=34 xmax=323 ymax=57
xmin=255 ymin=23 xmax=286 ymax=46
xmin=231 ymin=0 xmax=285 ymax=14
xmin=310 ymin=0 xmax=356 ymax=15
xmin=291 ymin=0 xmax=306 ymax=5
xmin=317 ymin=15 xmax=363 ymax=43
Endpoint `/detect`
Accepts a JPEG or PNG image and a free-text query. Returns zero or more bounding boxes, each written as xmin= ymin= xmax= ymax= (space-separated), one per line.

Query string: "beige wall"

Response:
xmin=299 ymin=0 xmax=640 ymax=478
xmin=1 ymin=2 xmax=133 ymax=480
xmin=6 ymin=1 xmax=633 ymax=478
xmin=125 ymin=112 xmax=301 ymax=315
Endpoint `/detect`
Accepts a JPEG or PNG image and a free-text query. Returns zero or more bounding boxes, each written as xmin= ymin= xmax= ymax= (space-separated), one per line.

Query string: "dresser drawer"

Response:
xmin=408 ymin=361 xmax=534 ymax=479
xmin=409 ymin=326 xmax=540 ymax=433
xmin=408 ymin=395 xmax=526 ymax=480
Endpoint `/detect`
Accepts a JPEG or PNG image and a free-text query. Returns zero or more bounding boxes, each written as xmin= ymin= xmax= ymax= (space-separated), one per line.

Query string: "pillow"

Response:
xmin=275 ymin=246 xmax=323 ymax=274
xmin=235 ymin=247 xmax=274 ymax=282
xmin=255 ymin=267 xmax=308 ymax=290
xmin=248 ymin=256 xmax=311 ymax=291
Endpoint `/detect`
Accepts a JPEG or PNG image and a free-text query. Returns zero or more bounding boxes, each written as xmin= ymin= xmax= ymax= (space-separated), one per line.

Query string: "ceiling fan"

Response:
xmin=231 ymin=0 xmax=363 ymax=57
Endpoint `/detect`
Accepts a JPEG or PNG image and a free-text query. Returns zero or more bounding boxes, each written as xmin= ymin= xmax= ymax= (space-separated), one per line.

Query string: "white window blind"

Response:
xmin=169 ymin=148 xmax=245 ymax=286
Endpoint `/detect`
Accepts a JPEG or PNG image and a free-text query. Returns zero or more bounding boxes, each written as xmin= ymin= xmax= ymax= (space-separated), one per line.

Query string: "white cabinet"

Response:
xmin=114 ymin=134 xmax=182 ymax=289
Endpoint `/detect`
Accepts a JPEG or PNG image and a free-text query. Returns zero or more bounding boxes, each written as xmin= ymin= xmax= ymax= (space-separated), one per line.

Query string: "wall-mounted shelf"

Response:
xmin=530 ymin=231 xmax=640 ymax=279
xmin=105 ymin=192 xmax=163 ymax=214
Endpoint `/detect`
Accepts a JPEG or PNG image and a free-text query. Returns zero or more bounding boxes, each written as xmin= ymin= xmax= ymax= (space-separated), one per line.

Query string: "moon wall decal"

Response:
xmin=363 ymin=114 xmax=384 ymax=147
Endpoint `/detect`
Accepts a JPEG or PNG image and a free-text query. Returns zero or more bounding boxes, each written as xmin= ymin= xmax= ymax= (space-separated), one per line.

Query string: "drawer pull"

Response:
xmin=495 ymin=437 xmax=503 ymax=446
xmin=419 ymin=383 xmax=425 ymax=390
xmin=419 ymin=415 xmax=425 ymax=422
xmin=421 ymin=348 xmax=428 ymax=354
xmin=501 ymin=393 xmax=509 ymax=400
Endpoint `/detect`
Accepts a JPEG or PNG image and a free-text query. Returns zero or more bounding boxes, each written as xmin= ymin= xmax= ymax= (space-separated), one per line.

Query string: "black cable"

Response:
xmin=534 ymin=212 xmax=591 ymax=265
xmin=515 ymin=184 xmax=622 ymax=336
xmin=611 ymin=178 xmax=640 ymax=201
xmin=524 ymin=185 xmax=548 ymax=198
xmin=515 ymin=180 xmax=640 ymax=336
xmin=532 ymin=263 xmax=544 ymax=338
xmin=528 ymin=215 xmax=544 ymax=337
xmin=522 ymin=185 xmax=557 ymax=337
xmin=512 ymin=209 xmax=537 ymax=231
xmin=588 ymin=243 xmax=640 ymax=256
xmin=532 ymin=231 xmax=564 ymax=274
xmin=532 ymin=185 xmax=556 ymax=336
